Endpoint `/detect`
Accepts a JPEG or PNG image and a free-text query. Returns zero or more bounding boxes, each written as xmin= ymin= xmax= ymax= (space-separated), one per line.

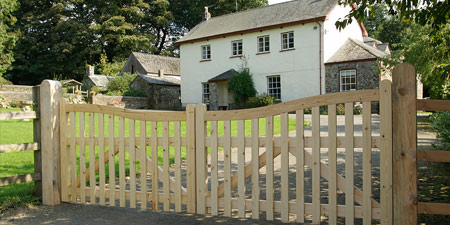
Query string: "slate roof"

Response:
xmin=137 ymin=74 xmax=180 ymax=86
xmin=325 ymin=38 xmax=389 ymax=64
xmin=133 ymin=52 xmax=180 ymax=76
xmin=88 ymin=75 xmax=113 ymax=88
xmin=208 ymin=69 xmax=238 ymax=82
xmin=177 ymin=0 xmax=338 ymax=44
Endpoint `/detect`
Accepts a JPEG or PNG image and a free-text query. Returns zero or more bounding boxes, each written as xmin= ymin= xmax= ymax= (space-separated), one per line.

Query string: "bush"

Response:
xmin=246 ymin=93 xmax=275 ymax=108
xmin=227 ymin=68 xmax=257 ymax=106
xmin=0 ymin=76 xmax=12 ymax=85
xmin=90 ymin=86 xmax=103 ymax=94
xmin=430 ymin=111 xmax=450 ymax=151
xmin=106 ymin=73 xmax=137 ymax=96
xmin=123 ymin=88 xmax=147 ymax=97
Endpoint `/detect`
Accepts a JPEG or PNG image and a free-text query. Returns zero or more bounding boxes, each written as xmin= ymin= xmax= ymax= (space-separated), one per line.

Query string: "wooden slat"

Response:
xmin=345 ymin=102 xmax=355 ymax=225
xmin=418 ymin=202 xmax=450 ymax=215
xmin=312 ymin=107 xmax=321 ymax=224
xmin=210 ymin=121 xmax=218 ymax=216
xmin=195 ymin=105 xmax=207 ymax=214
xmin=0 ymin=111 xmax=38 ymax=120
xmin=237 ymin=119 xmax=245 ymax=218
xmin=32 ymin=86 xmax=42 ymax=199
xmin=417 ymin=99 xmax=450 ymax=112
xmin=65 ymin=104 xmax=186 ymax=121
xmin=224 ymin=120 xmax=232 ymax=217
xmin=185 ymin=105 xmax=196 ymax=213
xmin=204 ymin=90 xmax=379 ymax=121
xmin=266 ymin=116 xmax=274 ymax=220
xmin=79 ymin=112 xmax=86 ymax=204
xmin=296 ymin=110 xmax=305 ymax=223
xmin=99 ymin=114 xmax=106 ymax=205
xmin=328 ymin=105 xmax=337 ymax=224
xmin=251 ymin=118 xmax=260 ymax=219
xmin=280 ymin=113 xmax=289 ymax=222
xmin=119 ymin=117 xmax=125 ymax=207
xmin=174 ymin=121 xmax=182 ymax=212
xmin=0 ymin=173 xmax=41 ymax=186
xmin=162 ymin=121 xmax=170 ymax=211
xmin=129 ymin=119 xmax=137 ymax=208
xmin=60 ymin=101 xmax=69 ymax=202
xmin=151 ymin=121 xmax=159 ymax=210
xmin=108 ymin=115 xmax=116 ymax=206
xmin=88 ymin=113 xmax=96 ymax=204
xmin=140 ymin=121 xmax=148 ymax=209
xmin=0 ymin=143 xmax=40 ymax=153
xmin=417 ymin=150 xmax=450 ymax=162
xmin=362 ymin=102 xmax=372 ymax=225
xmin=69 ymin=112 xmax=77 ymax=203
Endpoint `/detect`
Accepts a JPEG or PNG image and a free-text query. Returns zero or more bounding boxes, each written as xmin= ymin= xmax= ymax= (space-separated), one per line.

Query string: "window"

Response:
xmin=257 ymin=35 xmax=270 ymax=53
xmin=202 ymin=83 xmax=210 ymax=104
xmin=267 ymin=76 xmax=281 ymax=101
xmin=340 ymin=69 xmax=357 ymax=92
xmin=201 ymin=45 xmax=211 ymax=60
xmin=281 ymin=32 xmax=294 ymax=50
xmin=231 ymin=40 xmax=243 ymax=56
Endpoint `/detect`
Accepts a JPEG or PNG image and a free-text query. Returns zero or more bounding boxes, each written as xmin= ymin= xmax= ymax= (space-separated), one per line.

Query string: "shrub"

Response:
xmin=246 ymin=93 xmax=275 ymax=108
xmin=430 ymin=111 xmax=450 ymax=151
xmin=95 ymin=53 xmax=126 ymax=77
xmin=0 ymin=76 xmax=12 ymax=85
xmin=90 ymin=86 xmax=103 ymax=94
xmin=227 ymin=68 xmax=257 ymax=106
xmin=123 ymin=88 xmax=147 ymax=97
xmin=106 ymin=73 xmax=137 ymax=96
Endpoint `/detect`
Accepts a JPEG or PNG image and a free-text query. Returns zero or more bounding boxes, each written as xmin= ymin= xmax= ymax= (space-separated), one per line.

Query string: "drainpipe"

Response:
xmin=316 ymin=22 xmax=322 ymax=95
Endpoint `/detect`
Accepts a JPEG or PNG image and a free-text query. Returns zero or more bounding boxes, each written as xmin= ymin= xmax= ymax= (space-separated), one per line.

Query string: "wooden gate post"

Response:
xmin=32 ymin=86 xmax=42 ymax=197
xmin=186 ymin=104 xmax=197 ymax=213
xmin=392 ymin=63 xmax=417 ymax=224
xmin=40 ymin=80 xmax=62 ymax=205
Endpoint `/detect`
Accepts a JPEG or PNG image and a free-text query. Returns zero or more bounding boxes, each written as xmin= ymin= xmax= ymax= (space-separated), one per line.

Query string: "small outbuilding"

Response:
xmin=120 ymin=52 xmax=180 ymax=77
xmin=82 ymin=66 xmax=113 ymax=91
xmin=62 ymin=79 xmax=82 ymax=94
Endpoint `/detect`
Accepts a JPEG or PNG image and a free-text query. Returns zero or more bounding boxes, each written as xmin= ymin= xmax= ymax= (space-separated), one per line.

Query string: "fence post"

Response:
xmin=40 ymin=80 xmax=62 ymax=205
xmin=195 ymin=104 xmax=207 ymax=214
xmin=392 ymin=63 xmax=417 ymax=224
xmin=32 ymin=86 xmax=42 ymax=197
xmin=186 ymin=104 xmax=197 ymax=213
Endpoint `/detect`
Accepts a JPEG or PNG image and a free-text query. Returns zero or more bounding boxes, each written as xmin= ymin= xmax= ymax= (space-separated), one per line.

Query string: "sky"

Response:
xmin=268 ymin=0 xmax=292 ymax=5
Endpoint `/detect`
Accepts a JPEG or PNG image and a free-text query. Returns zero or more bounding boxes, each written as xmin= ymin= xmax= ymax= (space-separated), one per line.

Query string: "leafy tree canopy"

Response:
xmin=0 ymin=0 xmax=19 ymax=77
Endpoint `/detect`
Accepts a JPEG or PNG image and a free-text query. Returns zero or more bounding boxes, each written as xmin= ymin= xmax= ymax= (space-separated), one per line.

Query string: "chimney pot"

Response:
xmin=204 ymin=6 xmax=211 ymax=21
xmin=86 ymin=65 xmax=95 ymax=77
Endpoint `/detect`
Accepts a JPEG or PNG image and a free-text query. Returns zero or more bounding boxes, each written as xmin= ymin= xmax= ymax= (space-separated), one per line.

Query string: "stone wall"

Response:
xmin=208 ymin=82 xmax=235 ymax=111
xmin=92 ymin=95 xmax=148 ymax=109
xmin=130 ymin=75 xmax=181 ymax=110
xmin=0 ymin=91 xmax=33 ymax=103
xmin=325 ymin=60 xmax=379 ymax=93
xmin=0 ymin=85 xmax=33 ymax=92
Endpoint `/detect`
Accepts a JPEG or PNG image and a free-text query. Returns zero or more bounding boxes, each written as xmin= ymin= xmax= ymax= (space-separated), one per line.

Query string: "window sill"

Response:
xmin=280 ymin=48 xmax=295 ymax=52
xmin=200 ymin=59 xmax=211 ymax=62
xmin=256 ymin=52 xmax=271 ymax=55
xmin=229 ymin=55 xmax=243 ymax=59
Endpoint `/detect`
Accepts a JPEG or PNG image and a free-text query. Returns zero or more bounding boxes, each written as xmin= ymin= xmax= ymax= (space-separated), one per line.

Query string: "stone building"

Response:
xmin=120 ymin=52 xmax=180 ymax=77
xmin=206 ymin=69 xmax=237 ymax=110
xmin=81 ymin=66 xmax=113 ymax=91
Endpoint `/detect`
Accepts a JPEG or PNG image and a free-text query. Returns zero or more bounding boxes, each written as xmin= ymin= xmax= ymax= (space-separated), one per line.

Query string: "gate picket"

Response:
xmin=345 ymin=102 xmax=355 ymax=225
xmin=108 ymin=115 xmax=116 ymax=206
xmin=266 ymin=116 xmax=274 ymax=220
xmin=99 ymin=114 xmax=105 ymax=205
xmin=119 ymin=117 xmax=125 ymax=207
xmin=237 ymin=119 xmax=245 ymax=218
xmin=69 ymin=112 xmax=77 ymax=203
xmin=88 ymin=113 xmax=96 ymax=204
xmin=328 ymin=105 xmax=337 ymax=224
xmin=362 ymin=102 xmax=372 ymax=225
xmin=251 ymin=118 xmax=260 ymax=219
xmin=224 ymin=120 xmax=232 ymax=217
xmin=79 ymin=112 xmax=86 ymax=204
xmin=296 ymin=109 xmax=305 ymax=223
xmin=129 ymin=119 xmax=136 ymax=208
xmin=280 ymin=113 xmax=289 ymax=222
xmin=151 ymin=121 xmax=158 ymax=210
xmin=162 ymin=121 xmax=170 ymax=211
xmin=210 ymin=121 xmax=218 ymax=215
xmin=174 ymin=121 xmax=182 ymax=212
xmin=140 ymin=121 xmax=147 ymax=209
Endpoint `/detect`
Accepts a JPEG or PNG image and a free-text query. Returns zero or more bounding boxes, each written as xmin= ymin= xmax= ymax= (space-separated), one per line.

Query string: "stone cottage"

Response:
xmin=82 ymin=66 xmax=113 ymax=91
xmin=120 ymin=52 xmax=180 ymax=77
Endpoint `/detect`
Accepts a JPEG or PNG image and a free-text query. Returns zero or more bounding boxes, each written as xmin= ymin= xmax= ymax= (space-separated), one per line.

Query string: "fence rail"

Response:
xmin=0 ymin=111 xmax=38 ymax=120
xmin=0 ymin=142 xmax=40 ymax=153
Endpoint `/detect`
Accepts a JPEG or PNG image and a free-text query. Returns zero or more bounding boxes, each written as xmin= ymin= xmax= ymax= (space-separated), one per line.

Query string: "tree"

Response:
xmin=0 ymin=0 xmax=18 ymax=77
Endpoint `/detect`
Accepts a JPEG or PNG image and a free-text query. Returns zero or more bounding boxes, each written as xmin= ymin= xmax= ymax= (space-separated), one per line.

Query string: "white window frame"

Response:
xmin=339 ymin=69 xmax=357 ymax=92
xmin=267 ymin=75 xmax=281 ymax=101
xmin=281 ymin=31 xmax=294 ymax=50
xmin=202 ymin=83 xmax=210 ymax=104
xmin=231 ymin=40 xmax=243 ymax=56
xmin=201 ymin=45 xmax=211 ymax=60
xmin=257 ymin=35 xmax=270 ymax=53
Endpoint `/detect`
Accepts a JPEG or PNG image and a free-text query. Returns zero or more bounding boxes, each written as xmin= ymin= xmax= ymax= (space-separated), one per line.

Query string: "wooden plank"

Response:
xmin=312 ymin=107 xmax=321 ymax=224
xmin=140 ymin=121 xmax=148 ymax=209
xmin=119 ymin=117 xmax=125 ymax=207
xmin=99 ymin=114 xmax=106 ymax=206
xmin=60 ymin=100 xmax=69 ymax=202
xmin=0 ymin=143 xmax=40 ymax=153
xmin=174 ymin=121 xmax=182 ymax=212
xmin=237 ymin=119 xmax=246 ymax=218
xmin=417 ymin=99 xmax=450 ymax=112
xmin=185 ymin=105 xmax=197 ymax=214
xmin=379 ymin=79 xmax=393 ymax=225
xmin=251 ymin=118 xmax=260 ymax=219
xmin=280 ymin=113 xmax=289 ymax=222
xmin=65 ymin=104 xmax=186 ymax=121
xmin=32 ymin=86 xmax=42 ymax=198
xmin=296 ymin=110 xmax=305 ymax=223
xmin=392 ymin=63 xmax=417 ymax=224
xmin=328 ymin=105 xmax=337 ymax=225
xmin=129 ymin=119 xmax=137 ymax=208
xmin=195 ymin=104 xmax=207 ymax=214
xmin=224 ymin=120 xmax=232 ymax=217
xmin=204 ymin=90 xmax=379 ymax=121
xmin=0 ymin=111 xmax=38 ymax=121
xmin=418 ymin=202 xmax=450 ymax=215
xmin=79 ymin=112 xmax=86 ymax=204
xmin=108 ymin=115 xmax=116 ymax=206
xmin=210 ymin=121 xmax=218 ymax=216
xmin=162 ymin=121 xmax=170 ymax=211
xmin=151 ymin=121 xmax=159 ymax=210
xmin=0 ymin=173 xmax=41 ymax=186
xmin=266 ymin=116 xmax=274 ymax=220
xmin=69 ymin=112 xmax=77 ymax=203
xmin=417 ymin=150 xmax=450 ymax=162
xmin=88 ymin=113 xmax=96 ymax=204
xmin=362 ymin=102 xmax=372 ymax=225
xmin=345 ymin=102 xmax=355 ymax=225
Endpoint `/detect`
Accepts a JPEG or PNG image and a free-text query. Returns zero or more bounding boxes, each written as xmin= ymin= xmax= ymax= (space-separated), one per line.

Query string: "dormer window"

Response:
xmin=231 ymin=40 xmax=243 ymax=56
xmin=201 ymin=45 xmax=211 ymax=61
xmin=281 ymin=31 xmax=294 ymax=50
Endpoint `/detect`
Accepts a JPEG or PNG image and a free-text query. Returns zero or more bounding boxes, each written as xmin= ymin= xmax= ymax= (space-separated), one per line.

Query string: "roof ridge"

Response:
xmin=132 ymin=52 xmax=180 ymax=59
xmin=349 ymin=38 xmax=386 ymax=58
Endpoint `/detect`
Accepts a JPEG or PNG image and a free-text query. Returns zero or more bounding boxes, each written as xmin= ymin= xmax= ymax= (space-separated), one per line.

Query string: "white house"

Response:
xmin=177 ymin=0 xmax=369 ymax=109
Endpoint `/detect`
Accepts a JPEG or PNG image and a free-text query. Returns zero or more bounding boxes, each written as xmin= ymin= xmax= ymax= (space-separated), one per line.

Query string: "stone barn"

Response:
xmin=120 ymin=52 xmax=180 ymax=77
xmin=82 ymin=66 xmax=113 ymax=91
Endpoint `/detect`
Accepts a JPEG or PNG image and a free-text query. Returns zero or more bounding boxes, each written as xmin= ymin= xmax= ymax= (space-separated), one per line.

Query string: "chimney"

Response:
xmin=158 ymin=69 xmax=164 ymax=77
xmin=204 ymin=7 xmax=211 ymax=21
xmin=86 ymin=65 xmax=95 ymax=77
